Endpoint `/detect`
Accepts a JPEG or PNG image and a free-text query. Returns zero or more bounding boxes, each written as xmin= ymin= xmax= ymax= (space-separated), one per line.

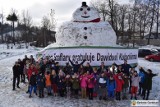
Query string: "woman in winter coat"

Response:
xmin=50 ymin=69 xmax=58 ymax=96
xmin=107 ymin=75 xmax=116 ymax=99
xmin=131 ymin=71 xmax=141 ymax=100
xmin=114 ymin=72 xmax=124 ymax=100
xmin=139 ymin=67 xmax=159 ymax=100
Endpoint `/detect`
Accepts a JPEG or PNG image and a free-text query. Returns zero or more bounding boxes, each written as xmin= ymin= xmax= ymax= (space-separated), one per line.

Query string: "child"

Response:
xmin=107 ymin=75 xmax=116 ymax=100
xmin=131 ymin=71 xmax=141 ymax=100
xmin=50 ymin=69 xmax=58 ymax=96
xmin=87 ymin=73 xmax=96 ymax=100
xmin=29 ymin=72 xmax=37 ymax=98
xmin=98 ymin=72 xmax=107 ymax=100
xmin=65 ymin=74 xmax=72 ymax=98
xmin=92 ymin=67 xmax=99 ymax=97
xmin=37 ymin=73 xmax=45 ymax=98
xmin=45 ymin=71 xmax=52 ymax=95
xmin=80 ymin=72 xmax=88 ymax=98
xmin=138 ymin=68 xmax=145 ymax=96
xmin=57 ymin=71 xmax=66 ymax=97
xmin=122 ymin=73 xmax=129 ymax=100
xmin=114 ymin=72 xmax=124 ymax=100
xmin=71 ymin=73 xmax=80 ymax=98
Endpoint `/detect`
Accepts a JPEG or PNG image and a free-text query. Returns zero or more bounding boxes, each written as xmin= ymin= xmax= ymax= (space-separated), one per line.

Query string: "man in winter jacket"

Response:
xmin=12 ymin=61 xmax=21 ymax=90
xmin=139 ymin=67 xmax=158 ymax=100
xmin=121 ymin=60 xmax=132 ymax=76
xmin=69 ymin=58 xmax=86 ymax=73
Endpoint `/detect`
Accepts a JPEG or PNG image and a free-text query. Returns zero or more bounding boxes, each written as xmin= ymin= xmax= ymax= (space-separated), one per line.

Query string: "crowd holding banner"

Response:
xmin=12 ymin=55 xmax=158 ymax=100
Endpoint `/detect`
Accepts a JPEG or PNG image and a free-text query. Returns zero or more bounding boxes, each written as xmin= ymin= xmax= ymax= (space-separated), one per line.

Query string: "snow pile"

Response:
xmin=0 ymin=44 xmax=39 ymax=60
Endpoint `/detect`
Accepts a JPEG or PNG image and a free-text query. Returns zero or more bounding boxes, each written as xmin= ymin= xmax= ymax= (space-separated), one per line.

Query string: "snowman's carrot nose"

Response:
xmin=84 ymin=11 xmax=87 ymax=14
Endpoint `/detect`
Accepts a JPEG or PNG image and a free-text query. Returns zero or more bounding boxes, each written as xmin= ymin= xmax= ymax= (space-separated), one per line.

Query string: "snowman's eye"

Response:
xmin=87 ymin=8 xmax=90 ymax=11
xmin=80 ymin=8 xmax=83 ymax=11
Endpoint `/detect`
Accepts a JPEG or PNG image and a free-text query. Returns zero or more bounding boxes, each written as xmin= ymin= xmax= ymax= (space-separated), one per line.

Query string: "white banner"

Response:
xmin=38 ymin=47 xmax=138 ymax=66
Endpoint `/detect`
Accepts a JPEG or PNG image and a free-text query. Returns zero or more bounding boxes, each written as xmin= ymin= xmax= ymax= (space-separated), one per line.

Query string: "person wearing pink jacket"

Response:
xmin=87 ymin=73 xmax=96 ymax=100
xmin=80 ymin=72 xmax=88 ymax=98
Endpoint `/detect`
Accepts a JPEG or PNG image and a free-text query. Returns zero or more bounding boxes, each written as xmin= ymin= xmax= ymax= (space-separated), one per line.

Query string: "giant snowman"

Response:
xmin=41 ymin=2 xmax=138 ymax=66
xmin=46 ymin=2 xmax=117 ymax=48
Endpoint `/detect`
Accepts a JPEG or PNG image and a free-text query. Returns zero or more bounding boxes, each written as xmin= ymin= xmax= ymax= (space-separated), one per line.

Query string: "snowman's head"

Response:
xmin=72 ymin=2 xmax=100 ymax=22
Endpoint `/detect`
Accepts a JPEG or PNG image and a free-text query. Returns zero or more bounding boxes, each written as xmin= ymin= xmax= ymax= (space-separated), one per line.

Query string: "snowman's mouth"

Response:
xmin=81 ymin=16 xmax=90 ymax=18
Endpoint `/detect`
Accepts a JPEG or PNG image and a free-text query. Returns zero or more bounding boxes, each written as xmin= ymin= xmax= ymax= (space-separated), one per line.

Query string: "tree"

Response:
xmin=6 ymin=10 xmax=18 ymax=45
xmin=19 ymin=10 xmax=32 ymax=48
xmin=148 ymin=0 xmax=156 ymax=45
xmin=41 ymin=9 xmax=56 ymax=47
xmin=0 ymin=11 xmax=4 ymax=43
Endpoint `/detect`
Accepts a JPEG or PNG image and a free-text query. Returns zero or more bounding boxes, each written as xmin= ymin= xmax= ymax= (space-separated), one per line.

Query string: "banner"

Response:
xmin=38 ymin=47 xmax=138 ymax=66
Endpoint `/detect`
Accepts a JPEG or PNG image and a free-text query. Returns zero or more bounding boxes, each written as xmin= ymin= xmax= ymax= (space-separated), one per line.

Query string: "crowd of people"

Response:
xmin=12 ymin=55 xmax=159 ymax=100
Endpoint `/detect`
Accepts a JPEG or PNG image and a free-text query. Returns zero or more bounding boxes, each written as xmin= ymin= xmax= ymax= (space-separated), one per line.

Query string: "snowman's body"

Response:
xmin=46 ymin=2 xmax=117 ymax=48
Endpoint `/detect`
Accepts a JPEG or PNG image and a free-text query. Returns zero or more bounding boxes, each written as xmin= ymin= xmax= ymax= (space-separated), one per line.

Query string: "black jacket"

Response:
xmin=69 ymin=59 xmax=85 ymax=73
xmin=12 ymin=65 xmax=21 ymax=77
xmin=140 ymin=68 xmax=158 ymax=90
xmin=29 ymin=75 xmax=37 ymax=86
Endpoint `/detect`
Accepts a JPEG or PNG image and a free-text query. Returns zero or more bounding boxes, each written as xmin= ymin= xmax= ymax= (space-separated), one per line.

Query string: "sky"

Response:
xmin=0 ymin=0 xmax=129 ymax=29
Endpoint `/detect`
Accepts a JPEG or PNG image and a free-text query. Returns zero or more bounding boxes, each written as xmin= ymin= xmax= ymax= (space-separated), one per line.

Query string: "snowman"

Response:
xmin=48 ymin=2 xmax=117 ymax=48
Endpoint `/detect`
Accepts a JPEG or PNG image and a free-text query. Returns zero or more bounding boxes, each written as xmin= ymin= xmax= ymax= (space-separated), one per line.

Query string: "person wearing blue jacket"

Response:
xmin=37 ymin=73 xmax=45 ymax=98
xmin=138 ymin=69 xmax=145 ymax=95
xmin=107 ymin=75 xmax=116 ymax=99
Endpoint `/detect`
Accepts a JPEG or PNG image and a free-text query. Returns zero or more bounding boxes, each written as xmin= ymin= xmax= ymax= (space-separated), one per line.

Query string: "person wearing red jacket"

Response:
xmin=27 ymin=64 xmax=38 ymax=81
xmin=114 ymin=72 xmax=124 ymax=100
xmin=26 ymin=64 xmax=38 ymax=93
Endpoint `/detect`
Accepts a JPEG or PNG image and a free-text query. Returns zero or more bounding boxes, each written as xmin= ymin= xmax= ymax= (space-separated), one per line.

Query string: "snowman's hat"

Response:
xmin=82 ymin=2 xmax=88 ymax=7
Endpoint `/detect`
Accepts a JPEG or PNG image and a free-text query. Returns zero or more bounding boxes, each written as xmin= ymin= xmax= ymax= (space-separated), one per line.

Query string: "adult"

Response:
xmin=84 ymin=62 xmax=93 ymax=74
xmin=54 ymin=62 xmax=60 ymax=74
xmin=139 ymin=67 xmax=158 ymax=100
xmin=98 ymin=62 xmax=107 ymax=74
xmin=23 ymin=55 xmax=29 ymax=66
xmin=69 ymin=58 xmax=86 ymax=73
xmin=63 ymin=62 xmax=72 ymax=75
xmin=18 ymin=59 xmax=25 ymax=82
xmin=29 ymin=55 xmax=35 ymax=64
xmin=12 ymin=61 xmax=21 ymax=90
xmin=121 ymin=60 xmax=132 ymax=76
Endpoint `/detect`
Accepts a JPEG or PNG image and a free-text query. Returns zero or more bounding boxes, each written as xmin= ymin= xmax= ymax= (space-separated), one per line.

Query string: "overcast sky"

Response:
xmin=0 ymin=0 xmax=129 ymax=28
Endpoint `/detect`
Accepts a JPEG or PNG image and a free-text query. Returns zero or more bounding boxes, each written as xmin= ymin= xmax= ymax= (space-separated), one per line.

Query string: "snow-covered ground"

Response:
xmin=0 ymin=44 xmax=159 ymax=107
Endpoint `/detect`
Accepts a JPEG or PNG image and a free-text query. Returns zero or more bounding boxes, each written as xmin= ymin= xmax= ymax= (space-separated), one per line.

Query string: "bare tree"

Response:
xmin=19 ymin=10 xmax=32 ymax=48
xmin=0 ymin=11 xmax=4 ymax=43
xmin=148 ymin=0 xmax=156 ymax=45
